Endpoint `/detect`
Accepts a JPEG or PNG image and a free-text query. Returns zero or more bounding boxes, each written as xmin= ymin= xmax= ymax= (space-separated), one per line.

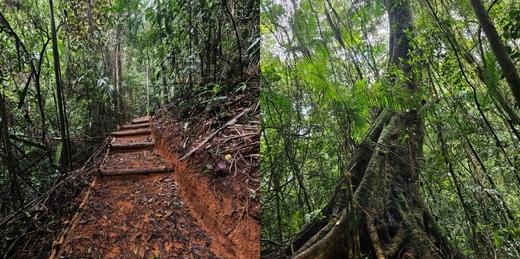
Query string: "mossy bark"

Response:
xmin=288 ymin=104 xmax=464 ymax=259
xmin=284 ymin=0 xmax=466 ymax=258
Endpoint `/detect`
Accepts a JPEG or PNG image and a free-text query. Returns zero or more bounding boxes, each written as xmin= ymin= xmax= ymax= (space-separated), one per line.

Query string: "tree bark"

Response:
xmin=285 ymin=0 xmax=465 ymax=258
xmin=114 ymin=25 xmax=124 ymax=124
xmin=470 ymin=0 xmax=520 ymax=107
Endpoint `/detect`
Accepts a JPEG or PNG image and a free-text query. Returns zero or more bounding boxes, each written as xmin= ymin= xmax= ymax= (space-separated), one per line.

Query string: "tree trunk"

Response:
xmin=0 ymin=71 xmax=23 ymax=211
xmin=285 ymin=1 xmax=465 ymax=258
xmin=114 ymin=25 xmax=124 ymax=124
xmin=470 ymin=0 xmax=520 ymax=107
xmin=49 ymin=0 xmax=72 ymax=171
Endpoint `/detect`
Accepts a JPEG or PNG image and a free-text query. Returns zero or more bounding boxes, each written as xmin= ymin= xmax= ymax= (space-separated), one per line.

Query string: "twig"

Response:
xmin=180 ymin=108 xmax=250 ymax=161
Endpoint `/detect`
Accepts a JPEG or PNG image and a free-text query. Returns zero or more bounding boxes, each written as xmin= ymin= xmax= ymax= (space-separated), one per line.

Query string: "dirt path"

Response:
xmin=50 ymin=117 xmax=218 ymax=258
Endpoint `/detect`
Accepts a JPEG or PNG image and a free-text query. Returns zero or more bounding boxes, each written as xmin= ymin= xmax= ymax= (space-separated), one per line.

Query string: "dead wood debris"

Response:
xmin=0 ymin=139 xmax=109 ymax=258
xmin=180 ymin=107 xmax=252 ymax=161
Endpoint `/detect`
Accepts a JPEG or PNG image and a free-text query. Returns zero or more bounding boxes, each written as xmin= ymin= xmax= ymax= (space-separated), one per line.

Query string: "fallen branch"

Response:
xmin=227 ymin=140 xmax=260 ymax=153
xmin=9 ymin=134 xmax=47 ymax=149
xmin=0 ymin=138 xmax=110 ymax=229
xmin=180 ymin=108 xmax=250 ymax=161
xmin=110 ymin=142 xmax=155 ymax=150
xmin=111 ymin=128 xmax=151 ymax=136
xmin=99 ymin=166 xmax=173 ymax=176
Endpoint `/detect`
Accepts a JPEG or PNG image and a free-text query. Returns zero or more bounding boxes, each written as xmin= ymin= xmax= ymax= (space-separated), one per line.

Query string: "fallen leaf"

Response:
xmin=138 ymin=246 xmax=145 ymax=258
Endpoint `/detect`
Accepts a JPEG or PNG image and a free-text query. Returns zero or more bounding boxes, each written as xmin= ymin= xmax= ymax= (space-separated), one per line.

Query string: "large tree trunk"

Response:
xmin=285 ymin=1 xmax=465 ymax=258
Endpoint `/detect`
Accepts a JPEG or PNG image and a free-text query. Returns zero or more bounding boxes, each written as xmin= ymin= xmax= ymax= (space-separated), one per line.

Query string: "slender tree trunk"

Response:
xmin=49 ymin=0 xmax=72 ymax=171
xmin=161 ymin=61 xmax=167 ymax=105
xmin=188 ymin=4 xmax=193 ymax=89
xmin=0 ymin=71 xmax=23 ymax=211
xmin=114 ymin=26 xmax=123 ymax=123
xmin=222 ymin=0 xmax=242 ymax=68
xmin=146 ymin=52 xmax=150 ymax=115
xmin=470 ymin=0 xmax=520 ymax=107
xmin=0 ymin=11 xmax=51 ymax=165
xmin=285 ymin=1 xmax=465 ymax=258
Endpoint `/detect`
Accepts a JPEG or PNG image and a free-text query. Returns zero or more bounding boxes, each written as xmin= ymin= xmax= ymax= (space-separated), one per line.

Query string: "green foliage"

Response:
xmin=54 ymin=143 xmax=63 ymax=166
xmin=261 ymin=0 xmax=387 ymax=245
xmin=262 ymin=0 xmax=520 ymax=257
xmin=0 ymin=0 xmax=258 ymax=255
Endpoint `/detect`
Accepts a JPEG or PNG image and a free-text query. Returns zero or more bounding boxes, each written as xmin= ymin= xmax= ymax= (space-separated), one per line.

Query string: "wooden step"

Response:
xmin=99 ymin=166 xmax=173 ymax=176
xmin=120 ymin=123 xmax=150 ymax=130
xmin=110 ymin=142 xmax=155 ymax=150
xmin=131 ymin=116 xmax=151 ymax=124
xmin=111 ymin=128 xmax=151 ymax=136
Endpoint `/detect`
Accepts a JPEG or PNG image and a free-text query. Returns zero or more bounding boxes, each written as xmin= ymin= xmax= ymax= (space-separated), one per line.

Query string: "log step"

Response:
xmin=99 ymin=166 xmax=173 ymax=176
xmin=112 ymin=128 xmax=151 ymax=136
xmin=131 ymin=116 xmax=151 ymax=124
xmin=120 ymin=123 xmax=150 ymax=130
xmin=110 ymin=142 xmax=155 ymax=150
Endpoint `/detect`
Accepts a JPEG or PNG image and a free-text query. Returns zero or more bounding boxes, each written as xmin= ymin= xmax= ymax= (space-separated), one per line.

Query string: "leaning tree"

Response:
xmin=285 ymin=0 xmax=465 ymax=258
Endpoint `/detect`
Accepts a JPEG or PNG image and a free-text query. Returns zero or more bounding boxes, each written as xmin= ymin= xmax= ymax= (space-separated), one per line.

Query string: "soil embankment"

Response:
xmin=152 ymin=108 xmax=260 ymax=258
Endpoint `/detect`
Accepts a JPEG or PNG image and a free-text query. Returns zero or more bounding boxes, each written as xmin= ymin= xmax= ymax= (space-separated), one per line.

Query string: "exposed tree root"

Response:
xmin=287 ymin=110 xmax=466 ymax=258
xmin=367 ymin=219 xmax=385 ymax=259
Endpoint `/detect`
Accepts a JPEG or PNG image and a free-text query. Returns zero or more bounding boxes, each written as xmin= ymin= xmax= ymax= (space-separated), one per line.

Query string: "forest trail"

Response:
xmin=49 ymin=116 xmax=218 ymax=258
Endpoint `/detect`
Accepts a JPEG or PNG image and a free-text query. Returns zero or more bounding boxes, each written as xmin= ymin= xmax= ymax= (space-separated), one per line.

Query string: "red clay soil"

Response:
xmin=152 ymin=107 xmax=260 ymax=259
xmin=50 ymin=118 xmax=260 ymax=258
xmin=50 ymin=117 xmax=225 ymax=258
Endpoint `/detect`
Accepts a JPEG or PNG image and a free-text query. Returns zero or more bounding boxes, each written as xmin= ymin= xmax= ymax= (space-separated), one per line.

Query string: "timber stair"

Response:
xmin=99 ymin=116 xmax=173 ymax=176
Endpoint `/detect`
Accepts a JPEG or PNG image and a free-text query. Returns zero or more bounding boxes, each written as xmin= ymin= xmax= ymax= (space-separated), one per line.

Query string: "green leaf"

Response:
xmin=494 ymin=231 xmax=501 ymax=246
xmin=54 ymin=143 xmax=63 ymax=166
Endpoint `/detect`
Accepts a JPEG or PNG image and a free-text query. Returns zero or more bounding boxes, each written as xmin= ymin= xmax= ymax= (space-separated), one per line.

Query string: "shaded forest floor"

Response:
xmin=1 ymin=80 xmax=260 ymax=258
